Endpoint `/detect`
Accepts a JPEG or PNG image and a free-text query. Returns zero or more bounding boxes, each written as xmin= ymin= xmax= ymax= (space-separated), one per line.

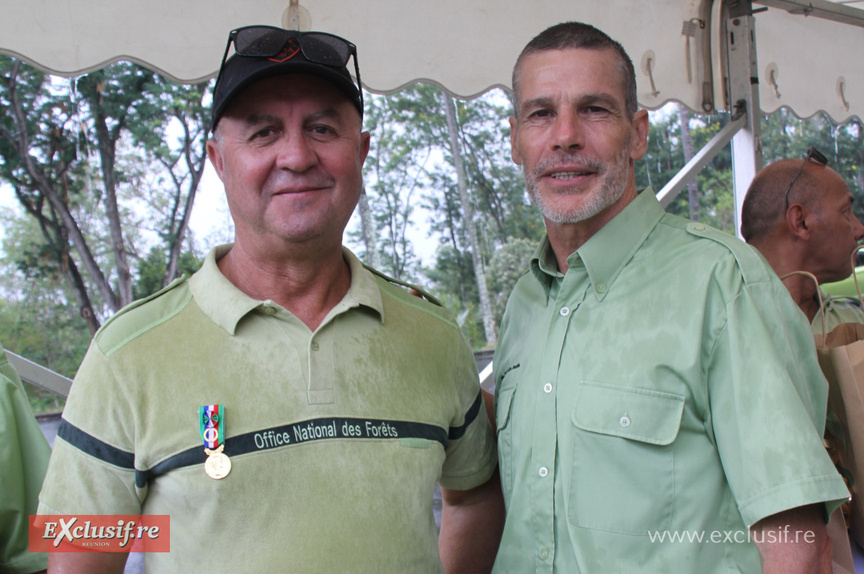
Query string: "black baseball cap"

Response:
xmin=210 ymin=27 xmax=363 ymax=132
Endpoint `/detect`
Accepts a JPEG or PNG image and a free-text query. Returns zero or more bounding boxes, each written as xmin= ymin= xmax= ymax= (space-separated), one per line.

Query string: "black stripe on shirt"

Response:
xmin=57 ymin=419 xmax=135 ymax=469
xmin=132 ymin=417 xmax=450 ymax=487
xmin=60 ymin=405 xmax=481 ymax=490
xmin=448 ymin=390 xmax=483 ymax=441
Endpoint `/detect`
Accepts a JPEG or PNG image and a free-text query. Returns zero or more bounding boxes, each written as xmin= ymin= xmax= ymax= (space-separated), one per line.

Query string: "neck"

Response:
xmin=755 ymin=240 xmax=820 ymax=322
xmin=546 ymin=185 xmax=637 ymax=273
xmin=218 ymin=240 xmax=351 ymax=331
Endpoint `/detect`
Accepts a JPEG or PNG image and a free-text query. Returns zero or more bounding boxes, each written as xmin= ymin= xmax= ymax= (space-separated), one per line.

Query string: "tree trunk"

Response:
xmin=4 ymin=61 xmax=119 ymax=314
xmin=678 ymin=104 xmax=700 ymax=222
xmin=357 ymin=184 xmax=382 ymax=269
xmin=163 ymin=114 xmax=207 ymax=287
xmin=90 ymin=102 xmax=133 ymax=307
xmin=442 ymin=91 xmax=496 ymax=344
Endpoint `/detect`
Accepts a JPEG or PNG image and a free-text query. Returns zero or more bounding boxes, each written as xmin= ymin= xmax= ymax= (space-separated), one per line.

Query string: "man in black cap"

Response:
xmin=38 ymin=26 xmax=502 ymax=573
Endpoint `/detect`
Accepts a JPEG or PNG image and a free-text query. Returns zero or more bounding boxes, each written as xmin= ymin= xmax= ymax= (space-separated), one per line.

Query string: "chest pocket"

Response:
xmin=495 ymin=384 xmax=517 ymax=499
xmin=568 ymin=382 xmax=685 ymax=535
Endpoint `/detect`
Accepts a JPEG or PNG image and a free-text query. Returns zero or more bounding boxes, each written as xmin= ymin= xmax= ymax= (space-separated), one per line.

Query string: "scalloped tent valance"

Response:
xmin=1 ymin=0 xmax=862 ymax=123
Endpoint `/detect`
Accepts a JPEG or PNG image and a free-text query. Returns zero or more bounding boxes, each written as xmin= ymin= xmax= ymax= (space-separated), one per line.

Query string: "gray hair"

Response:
xmin=512 ymin=21 xmax=637 ymax=119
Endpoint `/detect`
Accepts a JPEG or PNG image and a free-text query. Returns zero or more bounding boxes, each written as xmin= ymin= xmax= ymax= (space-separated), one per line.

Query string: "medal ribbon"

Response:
xmin=199 ymin=404 xmax=224 ymax=449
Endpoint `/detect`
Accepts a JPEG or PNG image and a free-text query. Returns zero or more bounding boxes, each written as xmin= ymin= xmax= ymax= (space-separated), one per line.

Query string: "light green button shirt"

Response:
xmin=493 ymin=190 xmax=848 ymax=573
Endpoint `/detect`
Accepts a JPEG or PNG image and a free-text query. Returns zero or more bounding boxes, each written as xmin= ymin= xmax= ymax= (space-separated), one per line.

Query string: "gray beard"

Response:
xmin=524 ymin=143 xmax=632 ymax=224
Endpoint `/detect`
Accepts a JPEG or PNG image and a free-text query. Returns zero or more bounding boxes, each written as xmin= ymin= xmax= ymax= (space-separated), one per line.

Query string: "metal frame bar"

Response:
xmin=6 ymin=350 xmax=73 ymax=397
xmin=725 ymin=10 xmax=764 ymax=236
xmin=657 ymin=109 xmax=747 ymax=208
xmin=755 ymin=0 xmax=864 ymax=27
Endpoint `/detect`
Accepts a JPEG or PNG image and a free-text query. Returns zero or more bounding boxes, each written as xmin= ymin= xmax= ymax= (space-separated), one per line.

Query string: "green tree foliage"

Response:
xmin=0 ymin=210 xmax=90 ymax=412
xmin=636 ymin=110 xmax=736 ymax=232
xmin=358 ymin=84 xmax=543 ymax=347
xmin=0 ymin=57 xmax=209 ymax=334
xmin=487 ymin=237 xmax=536 ymax=326
xmin=133 ymin=247 xmax=202 ymax=300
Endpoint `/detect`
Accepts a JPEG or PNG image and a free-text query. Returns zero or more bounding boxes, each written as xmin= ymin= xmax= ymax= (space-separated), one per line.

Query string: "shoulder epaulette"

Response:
xmin=95 ymin=274 xmax=190 ymax=337
xmin=361 ymin=264 xmax=444 ymax=307
xmin=683 ymin=222 xmax=770 ymax=285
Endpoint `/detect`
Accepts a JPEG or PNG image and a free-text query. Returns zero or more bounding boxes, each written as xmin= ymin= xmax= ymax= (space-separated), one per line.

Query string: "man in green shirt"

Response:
xmin=39 ymin=26 xmax=502 ymax=573
xmin=494 ymin=21 xmax=848 ymax=573
xmin=741 ymin=156 xmax=864 ymax=333
xmin=1 ymin=346 xmax=49 ymax=574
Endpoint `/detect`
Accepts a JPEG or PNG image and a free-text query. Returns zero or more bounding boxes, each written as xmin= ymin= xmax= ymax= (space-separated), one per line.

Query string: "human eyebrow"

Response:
xmin=306 ymin=107 xmax=341 ymax=122
xmin=245 ymin=113 xmax=281 ymax=128
xmin=519 ymin=96 xmax=555 ymax=116
xmin=578 ymin=93 xmax=622 ymax=112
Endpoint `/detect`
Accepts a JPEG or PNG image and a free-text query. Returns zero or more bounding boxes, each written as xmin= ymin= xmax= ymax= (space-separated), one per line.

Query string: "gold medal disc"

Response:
xmin=204 ymin=446 xmax=232 ymax=479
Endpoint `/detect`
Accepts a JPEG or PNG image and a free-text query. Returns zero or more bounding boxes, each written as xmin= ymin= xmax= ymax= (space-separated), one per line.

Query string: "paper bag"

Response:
xmin=815 ymin=321 xmax=864 ymax=567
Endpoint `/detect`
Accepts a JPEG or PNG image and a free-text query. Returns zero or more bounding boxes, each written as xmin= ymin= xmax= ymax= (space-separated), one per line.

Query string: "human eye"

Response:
xmin=249 ymin=126 xmax=278 ymax=141
xmin=582 ymin=104 xmax=610 ymax=116
xmin=526 ymin=107 xmax=553 ymax=120
xmin=308 ymin=123 xmax=339 ymax=139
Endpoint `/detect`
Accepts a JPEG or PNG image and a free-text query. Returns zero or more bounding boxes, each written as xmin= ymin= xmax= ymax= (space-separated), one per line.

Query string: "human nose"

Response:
xmin=275 ymin=132 xmax=318 ymax=172
xmin=853 ymin=213 xmax=864 ymax=241
xmin=550 ymin=110 xmax=584 ymax=152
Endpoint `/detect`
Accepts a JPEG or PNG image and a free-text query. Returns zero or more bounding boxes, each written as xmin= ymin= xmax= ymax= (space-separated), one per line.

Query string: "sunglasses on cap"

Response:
xmin=215 ymin=25 xmax=364 ymax=112
xmin=783 ymin=146 xmax=829 ymax=211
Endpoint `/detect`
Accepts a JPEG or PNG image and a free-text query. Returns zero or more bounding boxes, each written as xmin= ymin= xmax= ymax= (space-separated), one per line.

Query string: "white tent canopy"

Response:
xmin=2 ymin=0 xmax=862 ymax=122
xmin=2 ymin=0 xmax=864 ymax=230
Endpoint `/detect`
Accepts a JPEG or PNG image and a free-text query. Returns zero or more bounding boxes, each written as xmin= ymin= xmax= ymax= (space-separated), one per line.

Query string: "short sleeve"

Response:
xmin=438 ymin=333 xmax=497 ymax=490
xmin=37 ymin=343 xmax=143 ymax=518
xmin=708 ymin=277 xmax=849 ymax=527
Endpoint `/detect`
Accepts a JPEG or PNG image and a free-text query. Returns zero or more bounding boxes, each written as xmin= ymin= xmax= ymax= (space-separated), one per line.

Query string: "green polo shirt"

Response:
xmin=1 ymin=346 xmax=50 ymax=574
xmin=811 ymin=292 xmax=864 ymax=335
xmin=39 ymin=246 xmax=496 ymax=573
xmin=493 ymin=190 xmax=848 ymax=573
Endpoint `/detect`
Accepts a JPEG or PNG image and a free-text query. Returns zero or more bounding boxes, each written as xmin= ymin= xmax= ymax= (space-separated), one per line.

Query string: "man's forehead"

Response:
xmin=516 ymin=48 xmax=626 ymax=103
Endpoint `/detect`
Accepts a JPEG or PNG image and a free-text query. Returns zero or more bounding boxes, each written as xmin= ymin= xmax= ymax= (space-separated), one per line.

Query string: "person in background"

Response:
xmin=1 ymin=344 xmax=49 ymax=574
xmin=741 ymin=152 xmax=864 ymax=331
xmin=493 ymin=21 xmax=848 ymax=573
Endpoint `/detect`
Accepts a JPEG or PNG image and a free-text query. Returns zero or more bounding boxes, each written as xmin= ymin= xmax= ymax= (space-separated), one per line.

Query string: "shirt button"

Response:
xmin=619 ymin=415 xmax=631 ymax=427
xmin=559 ymin=306 xmax=570 ymax=317
xmin=597 ymin=283 xmax=607 ymax=293
xmin=263 ymin=306 xmax=276 ymax=316
xmin=544 ymin=382 xmax=553 ymax=393
xmin=311 ymin=342 xmax=320 ymax=351
xmin=539 ymin=466 xmax=548 ymax=477
xmin=539 ymin=547 xmax=549 ymax=560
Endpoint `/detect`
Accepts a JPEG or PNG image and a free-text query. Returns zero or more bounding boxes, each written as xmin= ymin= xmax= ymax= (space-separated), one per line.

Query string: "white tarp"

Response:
xmin=0 ymin=0 xmax=861 ymax=121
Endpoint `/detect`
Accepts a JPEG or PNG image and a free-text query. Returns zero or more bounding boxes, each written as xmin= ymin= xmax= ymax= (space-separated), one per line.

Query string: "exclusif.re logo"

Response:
xmin=29 ymin=515 xmax=170 ymax=553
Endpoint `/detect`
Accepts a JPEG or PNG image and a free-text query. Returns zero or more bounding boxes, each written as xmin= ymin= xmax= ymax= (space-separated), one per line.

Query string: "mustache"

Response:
xmin=530 ymin=153 xmax=606 ymax=178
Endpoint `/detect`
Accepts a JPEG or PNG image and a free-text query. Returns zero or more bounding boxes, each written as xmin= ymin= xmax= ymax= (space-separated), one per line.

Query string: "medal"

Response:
xmin=204 ymin=444 xmax=232 ymax=479
xmin=199 ymin=404 xmax=231 ymax=479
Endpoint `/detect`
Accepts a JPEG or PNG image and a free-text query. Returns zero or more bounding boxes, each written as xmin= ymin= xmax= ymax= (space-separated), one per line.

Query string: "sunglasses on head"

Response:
xmin=783 ymin=146 xmax=829 ymax=211
xmin=215 ymin=25 xmax=364 ymax=112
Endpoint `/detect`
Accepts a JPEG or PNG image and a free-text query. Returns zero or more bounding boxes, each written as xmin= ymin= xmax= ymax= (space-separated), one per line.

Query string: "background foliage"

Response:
xmin=2 ymin=58 xmax=863 ymax=412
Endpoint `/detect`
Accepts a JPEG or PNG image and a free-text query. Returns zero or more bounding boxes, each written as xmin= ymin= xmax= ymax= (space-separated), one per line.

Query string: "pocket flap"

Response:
xmin=572 ymin=382 xmax=685 ymax=446
xmin=495 ymin=386 xmax=516 ymax=433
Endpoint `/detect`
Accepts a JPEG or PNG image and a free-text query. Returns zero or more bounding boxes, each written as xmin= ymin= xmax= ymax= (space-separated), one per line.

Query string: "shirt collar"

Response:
xmin=529 ymin=188 xmax=665 ymax=300
xmin=190 ymin=244 xmax=384 ymax=335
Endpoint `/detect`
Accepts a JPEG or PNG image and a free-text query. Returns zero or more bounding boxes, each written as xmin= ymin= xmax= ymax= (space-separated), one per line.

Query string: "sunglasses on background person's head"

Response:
xmin=783 ymin=146 xmax=829 ymax=211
